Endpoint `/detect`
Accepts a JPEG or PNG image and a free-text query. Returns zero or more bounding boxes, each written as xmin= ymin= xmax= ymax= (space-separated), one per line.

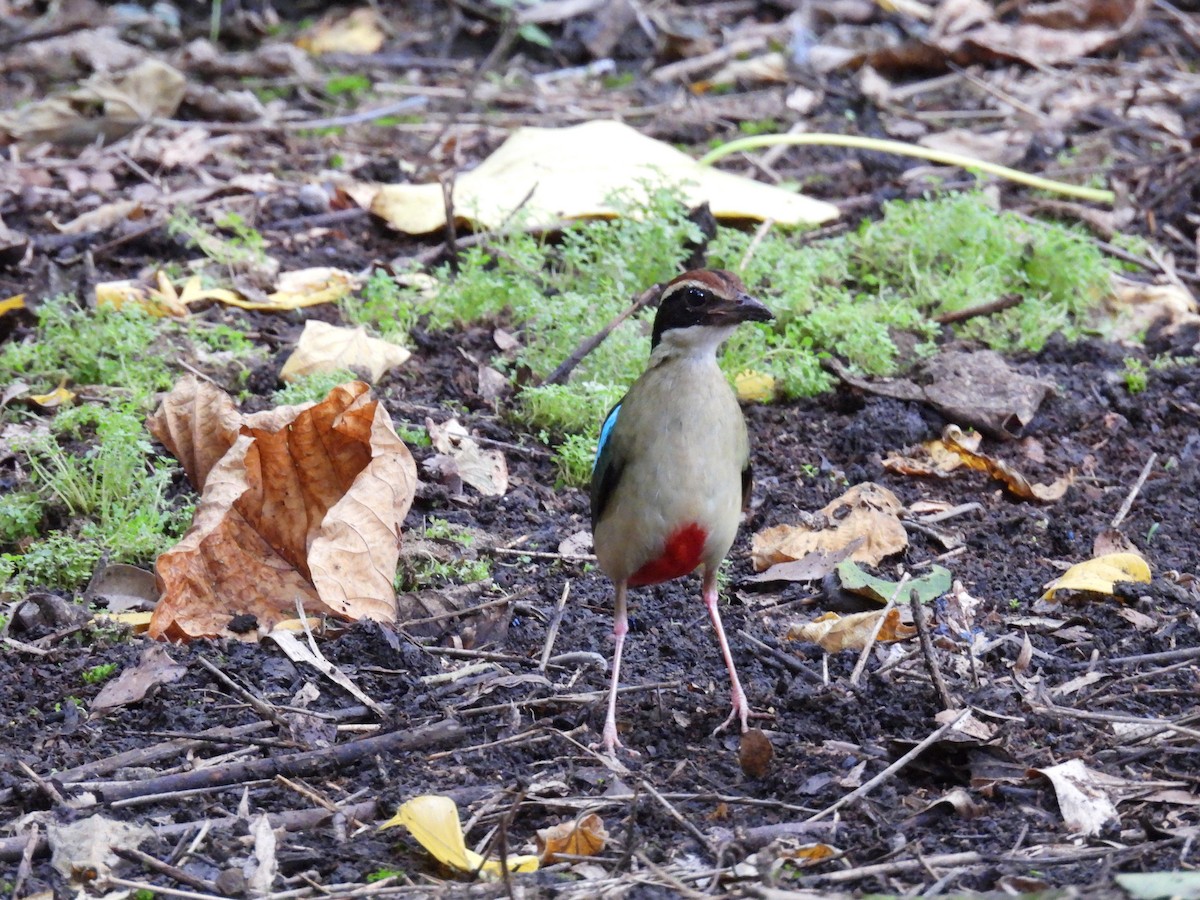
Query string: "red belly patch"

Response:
xmin=629 ymin=523 xmax=707 ymax=587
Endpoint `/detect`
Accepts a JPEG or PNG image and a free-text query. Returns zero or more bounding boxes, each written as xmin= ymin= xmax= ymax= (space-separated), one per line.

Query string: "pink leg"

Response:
xmin=599 ymin=580 xmax=629 ymax=755
xmin=703 ymin=566 xmax=749 ymax=736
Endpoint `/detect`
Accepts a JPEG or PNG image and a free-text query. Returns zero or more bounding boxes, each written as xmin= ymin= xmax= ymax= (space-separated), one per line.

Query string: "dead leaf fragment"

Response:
xmin=1041 ymin=552 xmax=1151 ymax=600
xmin=787 ymin=608 xmax=916 ymax=652
xmin=426 ymin=418 xmax=508 ymax=497
xmin=738 ymin=729 xmax=775 ymax=779
xmin=280 ymin=320 xmax=411 ymax=383
xmin=941 ymin=425 xmax=1073 ymax=502
xmin=298 ymin=8 xmax=386 ymax=56
xmin=89 ymin=644 xmax=187 ymax=717
xmin=48 ymin=815 xmax=154 ymax=883
xmin=1105 ymin=273 xmax=1200 ymax=342
xmin=831 ymin=350 xmax=1052 ymax=440
xmin=372 ymin=120 xmax=839 ymax=234
xmin=1029 ymin=759 xmax=1120 ymax=836
xmin=536 ymin=813 xmax=609 ymax=863
xmin=148 ymin=377 xmax=417 ymax=639
xmin=752 ymin=483 xmax=907 ymax=570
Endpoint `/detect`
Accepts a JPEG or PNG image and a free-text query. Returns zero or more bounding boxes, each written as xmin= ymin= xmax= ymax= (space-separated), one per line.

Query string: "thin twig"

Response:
xmin=1111 ymin=451 xmax=1157 ymax=529
xmin=806 ymin=709 xmax=971 ymax=822
xmin=910 ymin=589 xmax=956 ymax=710
xmin=539 ymin=581 xmax=572 ymax=671
xmin=934 ymin=293 xmax=1023 ymax=325
xmin=540 ymin=283 xmax=664 ymax=386
xmin=850 ymin=573 xmax=911 ymax=685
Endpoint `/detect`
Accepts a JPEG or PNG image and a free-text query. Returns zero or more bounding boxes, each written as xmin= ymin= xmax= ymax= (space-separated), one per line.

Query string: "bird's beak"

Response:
xmin=716 ymin=292 xmax=774 ymax=325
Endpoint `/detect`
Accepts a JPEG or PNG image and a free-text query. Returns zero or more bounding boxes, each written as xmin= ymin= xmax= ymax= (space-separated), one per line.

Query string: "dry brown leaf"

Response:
xmin=536 ymin=814 xmax=609 ymax=863
xmin=941 ymin=425 xmax=1073 ymax=501
xmin=280 ymin=321 xmax=411 ymax=383
xmin=148 ymin=377 xmax=416 ymax=640
xmin=751 ymin=483 xmax=907 ymax=570
xmin=89 ymin=644 xmax=187 ymax=718
xmin=371 ymin=120 xmax=839 ymax=234
xmin=786 ymin=608 xmax=916 ymax=653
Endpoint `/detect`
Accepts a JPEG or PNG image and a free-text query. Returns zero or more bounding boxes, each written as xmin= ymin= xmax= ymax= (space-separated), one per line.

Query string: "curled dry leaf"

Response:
xmin=751 ymin=482 xmax=907 ymax=570
xmin=1041 ymin=551 xmax=1151 ymax=601
xmin=535 ymin=813 xmax=609 ymax=863
xmin=940 ymin=425 xmax=1073 ymax=502
xmin=787 ymin=608 xmax=916 ymax=653
xmin=280 ymin=320 xmax=411 ymax=383
xmin=148 ymin=376 xmax=417 ymax=640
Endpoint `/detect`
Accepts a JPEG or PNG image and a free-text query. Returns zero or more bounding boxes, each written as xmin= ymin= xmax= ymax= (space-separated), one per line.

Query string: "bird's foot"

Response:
xmin=712 ymin=685 xmax=773 ymax=736
xmin=590 ymin=727 xmax=641 ymax=760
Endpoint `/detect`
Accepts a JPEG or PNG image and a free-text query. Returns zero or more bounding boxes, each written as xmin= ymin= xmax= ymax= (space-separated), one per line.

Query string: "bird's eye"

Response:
xmin=684 ymin=287 xmax=708 ymax=308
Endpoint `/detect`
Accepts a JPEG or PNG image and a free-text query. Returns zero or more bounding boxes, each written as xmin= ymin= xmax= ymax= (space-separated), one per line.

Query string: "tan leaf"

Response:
xmin=536 ymin=814 xmax=609 ymax=863
xmin=89 ymin=644 xmax=187 ymax=717
xmin=298 ymin=8 xmax=386 ymax=56
xmin=751 ymin=482 xmax=907 ymax=570
xmin=371 ymin=120 xmax=839 ymax=234
xmin=941 ymin=425 xmax=1073 ymax=502
xmin=786 ymin=608 xmax=916 ymax=653
xmin=149 ymin=378 xmax=416 ymax=639
xmin=1104 ymin=273 xmax=1200 ymax=342
xmin=426 ymin=418 xmax=508 ymax=497
xmin=280 ymin=320 xmax=411 ymax=383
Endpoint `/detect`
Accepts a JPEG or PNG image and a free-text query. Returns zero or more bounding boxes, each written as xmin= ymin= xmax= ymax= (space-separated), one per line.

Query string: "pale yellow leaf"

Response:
xmin=280 ymin=320 xmax=411 ymax=383
xmin=1041 ymin=552 xmax=1151 ymax=600
xmin=380 ymin=795 xmax=539 ymax=876
xmin=372 ymin=120 xmax=839 ymax=234
xmin=298 ymin=8 xmax=386 ymax=55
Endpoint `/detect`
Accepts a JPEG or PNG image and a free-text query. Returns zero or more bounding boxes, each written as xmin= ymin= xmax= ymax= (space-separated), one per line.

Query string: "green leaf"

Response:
xmin=1115 ymin=872 xmax=1200 ymax=900
xmin=836 ymin=561 xmax=952 ymax=605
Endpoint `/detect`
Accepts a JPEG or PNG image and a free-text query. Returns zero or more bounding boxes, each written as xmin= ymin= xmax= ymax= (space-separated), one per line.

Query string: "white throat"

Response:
xmin=649 ymin=324 xmax=737 ymax=365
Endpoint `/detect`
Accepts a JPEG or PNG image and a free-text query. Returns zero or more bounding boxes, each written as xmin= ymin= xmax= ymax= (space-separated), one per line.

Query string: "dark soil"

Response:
xmin=2 ymin=1 xmax=1200 ymax=897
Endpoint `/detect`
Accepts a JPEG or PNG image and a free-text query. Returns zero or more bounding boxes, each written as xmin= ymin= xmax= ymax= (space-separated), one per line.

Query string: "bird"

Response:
xmin=589 ymin=268 xmax=774 ymax=754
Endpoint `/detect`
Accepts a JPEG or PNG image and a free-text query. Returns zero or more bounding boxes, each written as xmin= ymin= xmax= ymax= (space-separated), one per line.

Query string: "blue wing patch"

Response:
xmin=593 ymin=402 xmax=622 ymax=473
xmin=590 ymin=401 xmax=625 ymax=528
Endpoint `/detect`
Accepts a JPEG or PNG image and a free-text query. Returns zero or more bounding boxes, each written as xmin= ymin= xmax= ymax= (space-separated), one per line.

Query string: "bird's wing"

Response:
xmin=741 ymin=461 xmax=753 ymax=511
xmin=590 ymin=400 xmax=625 ymax=529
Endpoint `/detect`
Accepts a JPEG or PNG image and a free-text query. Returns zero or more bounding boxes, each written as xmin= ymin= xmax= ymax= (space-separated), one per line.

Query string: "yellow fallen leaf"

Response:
xmin=787 ymin=608 xmax=916 ymax=653
xmin=0 ymin=294 xmax=26 ymax=316
xmin=297 ymin=8 xmax=385 ymax=55
xmin=735 ymin=369 xmax=776 ymax=403
xmin=1041 ymin=552 xmax=1151 ymax=600
xmin=380 ymin=795 xmax=539 ymax=877
xmin=30 ymin=377 xmax=76 ymax=409
xmin=535 ymin=814 xmax=608 ymax=863
xmin=372 ymin=120 xmax=839 ymax=234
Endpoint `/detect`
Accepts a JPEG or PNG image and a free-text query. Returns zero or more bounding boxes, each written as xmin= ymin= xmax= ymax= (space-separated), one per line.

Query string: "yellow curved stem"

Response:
xmin=698 ymin=133 xmax=1114 ymax=205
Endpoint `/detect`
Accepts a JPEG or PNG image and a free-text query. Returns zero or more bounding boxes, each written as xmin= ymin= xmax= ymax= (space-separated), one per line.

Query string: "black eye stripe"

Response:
xmin=684 ymin=287 xmax=708 ymax=307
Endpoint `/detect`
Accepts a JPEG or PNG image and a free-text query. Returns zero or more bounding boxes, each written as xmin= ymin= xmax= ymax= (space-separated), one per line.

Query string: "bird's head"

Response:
xmin=650 ymin=269 xmax=774 ymax=352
